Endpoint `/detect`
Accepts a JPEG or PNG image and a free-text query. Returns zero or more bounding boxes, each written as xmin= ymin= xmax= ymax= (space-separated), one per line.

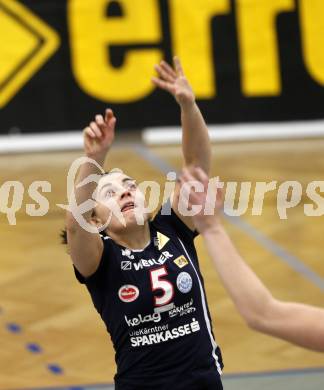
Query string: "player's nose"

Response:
xmin=120 ymin=189 xmax=132 ymax=200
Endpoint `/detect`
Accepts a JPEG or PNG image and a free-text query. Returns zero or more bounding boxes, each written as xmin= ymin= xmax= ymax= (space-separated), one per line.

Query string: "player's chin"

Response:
xmin=124 ymin=207 xmax=149 ymax=226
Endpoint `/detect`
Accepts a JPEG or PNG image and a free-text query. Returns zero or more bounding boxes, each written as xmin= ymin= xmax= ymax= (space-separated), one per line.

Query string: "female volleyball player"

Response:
xmin=65 ymin=58 xmax=223 ymax=389
xmin=180 ymin=167 xmax=324 ymax=352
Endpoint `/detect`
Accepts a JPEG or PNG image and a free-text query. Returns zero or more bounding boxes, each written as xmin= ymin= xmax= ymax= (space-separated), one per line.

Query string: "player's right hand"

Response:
xmin=179 ymin=167 xmax=224 ymax=234
xmin=83 ymin=109 xmax=116 ymax=160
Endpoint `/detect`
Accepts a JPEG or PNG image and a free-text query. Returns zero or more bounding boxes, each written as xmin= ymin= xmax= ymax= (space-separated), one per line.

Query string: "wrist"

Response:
xmin=180 ymin=99 xmax=196 ymax=112
xmin=200 ymin=222 xmax=224 ymax=237
xmin=85 ymin=151 xmax=108 ymax=166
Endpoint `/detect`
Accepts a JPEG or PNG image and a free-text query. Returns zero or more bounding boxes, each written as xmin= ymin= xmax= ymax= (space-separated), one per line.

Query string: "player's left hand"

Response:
xmin=152 ymin=57 xmax=195 ymax=108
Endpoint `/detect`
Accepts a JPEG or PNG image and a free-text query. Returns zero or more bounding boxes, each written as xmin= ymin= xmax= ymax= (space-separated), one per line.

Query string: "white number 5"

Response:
xmin=150 ymin=266 xmax=174 ymax=307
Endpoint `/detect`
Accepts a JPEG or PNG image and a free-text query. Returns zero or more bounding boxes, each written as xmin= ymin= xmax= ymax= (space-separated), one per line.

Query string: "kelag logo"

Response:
xmin=1 ymin=0 xmax=324 ymax=131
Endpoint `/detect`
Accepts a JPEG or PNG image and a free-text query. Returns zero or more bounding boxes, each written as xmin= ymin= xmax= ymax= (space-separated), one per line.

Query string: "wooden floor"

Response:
xmin=0 ymin=138 xmax=324 ymax=389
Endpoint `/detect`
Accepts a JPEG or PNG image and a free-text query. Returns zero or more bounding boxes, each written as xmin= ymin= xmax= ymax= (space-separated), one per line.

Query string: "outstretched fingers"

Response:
xmin=84 ymin=126 xmax=96 ymax=139
xmin=180 ymin=167 xmax=224 ymax=218
xmin=173 ymin=56 xmax=184 ymax=77
xmin=181 ymin=168 xmax=196 ymax=184
xmin=90 ymin=121 xmax=102 ymax=138
xmin=151 ymin=77 xmax=176 ymax=94
xmin=103 ymin=109 xmax=117 ymax=132
xmin=84 ymin=109 xmax=116 ymax=142
xmin=154 ymin=64 xmax=176 ymax=83
xmin=191 ymin=167 xmax=209 ymax=190
xmin=179 ymin=170 xmax=202 ymax=206
xmin=95 ymin=114 xmax=104 ymax=127
xmin=160 ymin=60 xmax=177 ymax=79
xmin=105 ymin=108 xmax=114 ymax=123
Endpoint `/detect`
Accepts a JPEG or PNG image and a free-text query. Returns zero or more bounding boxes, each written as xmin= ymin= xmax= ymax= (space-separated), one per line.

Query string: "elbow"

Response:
xmin=242 ymin=296 xmax=276 ymax=333
xmin=245 ymin=313 xmax=265 ymax=332
xmin=241 ymin=306 xmax=264 ymax=331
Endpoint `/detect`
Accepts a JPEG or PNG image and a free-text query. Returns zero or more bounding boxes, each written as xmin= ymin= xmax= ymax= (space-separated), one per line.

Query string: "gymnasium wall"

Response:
xmin=1 ymin=0 xmax=324 ymax=133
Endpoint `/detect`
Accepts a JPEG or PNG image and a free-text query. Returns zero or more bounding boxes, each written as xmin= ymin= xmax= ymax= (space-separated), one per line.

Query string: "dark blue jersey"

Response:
xmin=74 ymin=205 xmax=223 ymax=389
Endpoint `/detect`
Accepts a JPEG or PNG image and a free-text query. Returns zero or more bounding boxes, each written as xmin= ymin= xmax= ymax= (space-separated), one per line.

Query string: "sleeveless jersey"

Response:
xmin=74 ymin=205 xmax=224 ymax=389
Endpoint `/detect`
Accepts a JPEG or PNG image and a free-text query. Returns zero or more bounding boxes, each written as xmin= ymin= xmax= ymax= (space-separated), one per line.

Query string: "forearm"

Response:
xmin=181 ymin=102 xmax=211 ymax=174
xmin=202 ymin=225 xmax=324 ymax=351
xmin=202 ymin=225 xmax=274 ymax=326
xmin=67 ymin=154 xmax=106 ymax=226
xmin=184 ymin=164 xmax=324 ymax=352
xmin=261 ymin=299 xmax=324 ymax=351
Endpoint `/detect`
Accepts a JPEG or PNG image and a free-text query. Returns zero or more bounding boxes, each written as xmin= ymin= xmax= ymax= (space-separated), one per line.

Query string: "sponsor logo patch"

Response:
xmin=176 ymin=272 xmax=193 ymax=293
xmin=173 ymin=255 xmax=189 ymax=269
xmin=118 ymin=285 xmax=139 ymax=303
xmin=121 ymin=261 xmax=132 ymax=270
xmin=154 ymin=232 xmax=170 ymax=250
xmin=168 ymin=299 xmax=196 ymax=318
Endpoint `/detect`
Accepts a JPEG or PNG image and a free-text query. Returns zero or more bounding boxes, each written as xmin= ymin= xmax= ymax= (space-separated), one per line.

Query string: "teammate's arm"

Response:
xmin=202 ymin=225 xmax=324 ymax=352
xmin=152 ymin=57 xmax=211 ymax=230
xmin=180 ymin=167 xmax=324 ymax=352
xmin=65 ymin=109 xmax=116 ymax=277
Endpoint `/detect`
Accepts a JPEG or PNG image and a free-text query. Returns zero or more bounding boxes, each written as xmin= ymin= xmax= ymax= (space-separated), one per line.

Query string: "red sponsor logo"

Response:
xmin=118 ymin=285 xmax=139 ymax=303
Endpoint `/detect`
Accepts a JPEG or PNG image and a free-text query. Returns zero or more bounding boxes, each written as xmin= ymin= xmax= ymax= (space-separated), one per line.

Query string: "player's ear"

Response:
xmin=90 ymin=209 xmax=103 ymax=228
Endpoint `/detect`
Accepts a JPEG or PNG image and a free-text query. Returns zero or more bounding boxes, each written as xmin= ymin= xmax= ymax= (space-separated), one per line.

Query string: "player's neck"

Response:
xmin=109 ymin=222 xmax=151 ymax=251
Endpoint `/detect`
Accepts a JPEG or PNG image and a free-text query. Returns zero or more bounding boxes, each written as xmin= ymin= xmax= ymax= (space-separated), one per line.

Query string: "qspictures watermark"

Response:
xmin=0 ymin=157 xmax=323 ymax=227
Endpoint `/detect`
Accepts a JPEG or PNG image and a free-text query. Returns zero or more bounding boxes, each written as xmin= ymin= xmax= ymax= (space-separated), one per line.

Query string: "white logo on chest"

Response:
xmin=120 ymin=248 xmax=173 ymax=271
xmin=125 ymin=312 xmax=162 ymax=327
xmin=131 ymin=251 xmax=173 ymax=271
xmin=121 ymin=249 xmax=135 ymax=260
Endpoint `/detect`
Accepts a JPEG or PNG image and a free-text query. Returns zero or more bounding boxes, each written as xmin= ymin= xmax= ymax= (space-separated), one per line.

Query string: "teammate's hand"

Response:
xmin=179 ymin=167 xmax=224 ymax=234
xmin=83 ymin=109 xmax=116 ymax=161
xmin=152 ymin=57 xmax=195 ymax=108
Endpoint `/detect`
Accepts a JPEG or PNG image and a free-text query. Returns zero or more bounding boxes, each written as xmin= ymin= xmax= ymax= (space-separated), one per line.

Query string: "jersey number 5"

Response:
xmin=150 ymin=266 xmax=174 ymax=307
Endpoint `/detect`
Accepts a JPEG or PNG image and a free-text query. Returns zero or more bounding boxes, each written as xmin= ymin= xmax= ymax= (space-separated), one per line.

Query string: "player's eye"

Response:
xmin=106 ymin=189 xmax=116 ymax=198
xmin=129 ymin=182 xmax=137 ymax=190
xmin=125 ymin=181 xmax=137 ymax=190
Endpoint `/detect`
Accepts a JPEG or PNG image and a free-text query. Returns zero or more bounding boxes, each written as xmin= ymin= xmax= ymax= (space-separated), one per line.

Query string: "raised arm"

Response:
xmin=65 ymin=109 xmax=116 ymax=277
xmin=152 ymin=57 xmax=211 ymax=229
xmin=180 ymin=167 xmax=324 ymax=352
